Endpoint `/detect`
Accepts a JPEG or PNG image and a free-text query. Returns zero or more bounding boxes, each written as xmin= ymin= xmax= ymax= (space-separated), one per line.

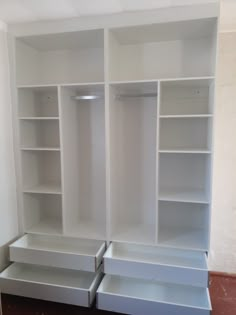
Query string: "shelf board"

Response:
xmin=159 ymin=114 xmax=212 ymax=118
xmin=17 ymin=82 xmax=104 ymax=88
xmin=67 ymin=220 xmax=106 ymax=240
xmin=26 ymin=219 xmax=62 ymax=235
xmin=159 ymin=76 xmax=215 ymax=83
xmin=21 ymin=147 xmax=60 ymax=151
xmin=159 ymin=149 xmax=211 ymax=154
xmin=159 ymin=188 xmax=209 ymax=204
xmin=19 ymin=117 xmax=59 ymax=120
xmin=23 ymin=184 xmax=62 ymax=195
xmin=109 ymin=76 xmax=215 ymax=85
xmin=158 ymin=227 xmax=208 ymax=251
xmin=112 ymin=224 xmax=156 ymax=245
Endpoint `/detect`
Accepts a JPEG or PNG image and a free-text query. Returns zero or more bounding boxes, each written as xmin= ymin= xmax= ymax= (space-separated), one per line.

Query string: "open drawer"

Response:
xmin=97 ymin=274 xmax=212 ymax=315
xmin=0 ymin=262 xmax=103 ymax=307
xmin=104 ymin=242 xmax=208 ymax=287
xmin=10 ymin=234 xmax=106 ymax=272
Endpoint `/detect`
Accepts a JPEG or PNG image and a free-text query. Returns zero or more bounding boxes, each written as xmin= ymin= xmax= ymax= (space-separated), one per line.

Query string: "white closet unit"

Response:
xmin=0 ymin=4 xmax=218 ymax=314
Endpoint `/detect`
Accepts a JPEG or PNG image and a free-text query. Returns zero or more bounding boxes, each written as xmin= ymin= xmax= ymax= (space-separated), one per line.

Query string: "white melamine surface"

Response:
xmin=160 ymin=79 xmax=214 ymax=115
xmin=159 ymin=117 xmax=212 ymax=151
xmin=158 ymin=201 xmax=209 ymax=251
xmin=18 ymin=87 xmax=58 ymax=117
xmin=105 ymin=242 xmax=207 ymax=269
xmin=97 ymin=275 xmax=211 ymax=315
xmin=103 ymin=242 xmax=208 ymax=286
xmin=109 ymin=82 xmax=157 ymax=244
xmin=21 ymin=151 xmax=61 ymax=191
xmin=60 ymin=85 xmax=106 ymax=240
xmin=158 ymin=153 xmax=211 ymax=204
xmin=12 ymin=16 xmax=216 ymax=260
xmin=23 ymin=194 xmax=62 ymax=235
xmin=0 ymin=263 xmax=102 ymax=306
xmin=10 ymin=234 xmax=105 ymax=271
xmin=20 ymin=120 xmax=60 ymax=149
xmin=109 ymin=19 xmax=217 ymax=81
xmin=16 ymin=30 xmax=104 ymax=85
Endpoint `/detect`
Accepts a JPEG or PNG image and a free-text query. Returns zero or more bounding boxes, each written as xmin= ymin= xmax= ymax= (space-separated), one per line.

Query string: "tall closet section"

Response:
xmin=0 ymin=13 xmax=217 ymax=315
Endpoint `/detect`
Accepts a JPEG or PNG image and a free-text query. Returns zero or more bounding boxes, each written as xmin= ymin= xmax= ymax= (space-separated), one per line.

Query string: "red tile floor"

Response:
xmin=1 ymin=273 xmax=236 ymax=315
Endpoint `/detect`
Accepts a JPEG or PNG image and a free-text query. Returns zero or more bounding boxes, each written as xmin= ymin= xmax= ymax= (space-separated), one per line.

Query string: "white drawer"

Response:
xmin=97 ymin=275 xmax=212 ymax=315
xmin=10 ymin=234 xmax=106 ymax=272
xmin=104 ymin=242 xmax=208 ymax=287
xmin=0 ymin=263 xmax=103 ymax=307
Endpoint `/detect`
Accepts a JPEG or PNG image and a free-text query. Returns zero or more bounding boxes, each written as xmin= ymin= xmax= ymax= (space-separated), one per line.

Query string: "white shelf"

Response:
xmin=159 ymin=188 xmax=209 ymax=204
xmin=23 ymin=184 xmax=62 ymax=195
xmin=159 ymin=115 xmax=213 ymax=118
xmin=19 ymin=117 xmax=59 ymax=120
xmin=158 ymin=227 xmax=208 ymax=251
xmin=112 ymin=224 xmax=156 ymax=245
xmin=26 ymin=219 xmax=62 ymax=235
xmin=159 ymin=150 xmax=211 ymax=154
xmin=21 ymin=147 xmax=60 ymax=151
xmin=109 ymin=76 xmax=215 ymax=85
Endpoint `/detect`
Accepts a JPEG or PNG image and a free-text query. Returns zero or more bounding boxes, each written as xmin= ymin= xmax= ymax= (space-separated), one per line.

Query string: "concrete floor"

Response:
xmin=1 ymin=273 xmax=236 ymax=315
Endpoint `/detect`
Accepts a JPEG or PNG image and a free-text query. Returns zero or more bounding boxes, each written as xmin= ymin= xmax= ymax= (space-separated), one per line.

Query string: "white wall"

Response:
xmin=0 ymin=20 xmax=18 ymax=271
xmin=209 ymin=0 xmax=236 ymax=273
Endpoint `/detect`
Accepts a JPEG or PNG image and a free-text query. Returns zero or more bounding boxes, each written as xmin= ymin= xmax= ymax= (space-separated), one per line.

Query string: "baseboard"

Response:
xmin=210 ymin=271 xmax=236 ymax=279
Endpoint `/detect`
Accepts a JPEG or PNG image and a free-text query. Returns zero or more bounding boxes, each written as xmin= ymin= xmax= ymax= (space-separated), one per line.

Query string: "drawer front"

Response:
xmin=0 ymin=277 xmax=90 ymax=307
xmin=97 ymin=292 xmax=211 ymax=315
xmin=10 ymin=235 xmax=106 ymax=272
xmin=10 ymin=247 xmax=97 ymax=272
xmin=104 ymin=257 xmax=208 ymax=287
xmin=0 ymin=263 xmax=103 ymax=307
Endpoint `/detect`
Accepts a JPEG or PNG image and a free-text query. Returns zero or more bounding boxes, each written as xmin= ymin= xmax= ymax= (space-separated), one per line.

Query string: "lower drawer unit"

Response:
xmin=0 ymin=262 xmax=103 ymax=307
xmin=104 ymin=242 xmax=208 ymax=287
xmin=97 ymin=274 xmax=212 ymax=315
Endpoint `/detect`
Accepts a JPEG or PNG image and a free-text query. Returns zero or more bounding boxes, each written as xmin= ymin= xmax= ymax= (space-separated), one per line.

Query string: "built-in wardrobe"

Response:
xmin=0 ymin=4 xmax=218 ymax=315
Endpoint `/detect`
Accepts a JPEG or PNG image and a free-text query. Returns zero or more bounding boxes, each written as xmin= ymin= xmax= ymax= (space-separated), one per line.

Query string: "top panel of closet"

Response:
xmin=15 ymin=17 xmax=217 ymax=86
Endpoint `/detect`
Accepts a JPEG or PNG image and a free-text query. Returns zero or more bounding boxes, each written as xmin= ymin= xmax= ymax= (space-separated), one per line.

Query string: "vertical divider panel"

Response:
xmin=57 ymin=86 xmax=66 ymax=235
xmin=156 ymin=81 xmax=161 ymax=244
xmin=207 ymin=79 xmax=216 ymax=249
xmin=104 ymin=28 xmax=111 ymax=243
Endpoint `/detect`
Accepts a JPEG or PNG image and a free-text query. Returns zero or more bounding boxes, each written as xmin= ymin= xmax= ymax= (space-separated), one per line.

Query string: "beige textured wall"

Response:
xmin=209 ymin=0 xmax=236 ymax=273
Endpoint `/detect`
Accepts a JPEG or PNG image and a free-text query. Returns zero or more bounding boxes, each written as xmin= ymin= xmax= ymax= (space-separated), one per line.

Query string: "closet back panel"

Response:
xmin=109 ymin=83 xmax=157 ymax=244
xmin=109 ymin=18 xmax=217 ymax=81
xmin=60 ymin=85 xmax=106 ymax=239
xmin=16 ymin=30 xmax=104 ymax=85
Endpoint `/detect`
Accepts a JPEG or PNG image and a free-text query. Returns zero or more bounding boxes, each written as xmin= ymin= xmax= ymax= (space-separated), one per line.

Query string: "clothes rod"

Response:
xmin=115 ymin=93 xmax=157 ymax=99
xmin=72 ymin=95 xmax=103 ymax=101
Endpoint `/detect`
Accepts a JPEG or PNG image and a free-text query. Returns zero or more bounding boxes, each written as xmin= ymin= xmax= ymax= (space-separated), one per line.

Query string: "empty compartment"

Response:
xmin=104 ymin=242 xmax=208 ymax=287
xmin=159 ymin=153 xmax=211 ymax=203
xmin=10 ymin=234 xmax=106 ymax=272
xmin=110 ymin=82 xmax=157 ymax=244
xmin=108 ymin=19 xmax=217 ymax=81
xmin=159 ymin=117 xmax=212 ymax=152
xmin=23 ymin=193 xmax=62 ymax=235
xmin=20 ymin=120 xmax=60 ymax=149
xmin=22 ymin=151 xmax=61 ymax=193
xmin=0 ymin=263 xmax=102 ymax=307
xmin=60 ymin=85 xmax=106 ymax=240
xmin=16 ymin=30 xmax=104 ymax=85
xmin=160 ymin=79 xmax=214 ymax=116
xmin=97 ymin=275 xmax=211 ymax=315
xmin=18 ymin=87 xmax=58 ymax=117
xmin=158 ymin=201 xmax=209 ymax=251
